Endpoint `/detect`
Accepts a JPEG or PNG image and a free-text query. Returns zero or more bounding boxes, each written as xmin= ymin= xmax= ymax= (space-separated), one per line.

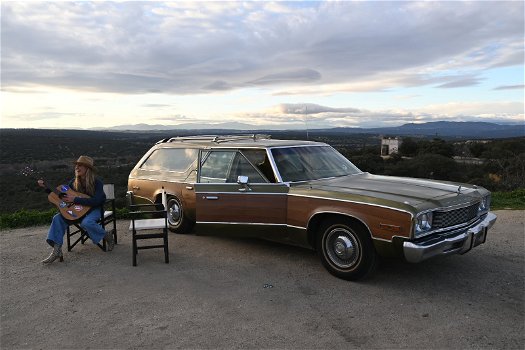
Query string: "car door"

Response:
xmin=194 ymin=148 xmax=290 ymax=240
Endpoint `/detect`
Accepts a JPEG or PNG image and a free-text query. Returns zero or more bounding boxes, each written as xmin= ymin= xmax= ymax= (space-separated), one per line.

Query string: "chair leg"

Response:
xmin=66 ymin=226 xmax=72 ymax=252
xmin=163 ymin=228 xmax=169 ymax=264
xmin=113 ymin=220 xmax=117 ymax=245
xmin=132 ymin=231 xmax=137 ymax=266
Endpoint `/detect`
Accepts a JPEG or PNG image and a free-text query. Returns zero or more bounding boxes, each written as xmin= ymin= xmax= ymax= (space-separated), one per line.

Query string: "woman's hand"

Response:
xmin=62 ymin=194 xmax=75 ymax=204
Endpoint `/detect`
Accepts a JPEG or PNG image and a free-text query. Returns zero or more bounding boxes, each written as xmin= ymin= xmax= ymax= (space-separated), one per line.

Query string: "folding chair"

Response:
xmin=66 ymin=183 xmax=118 ymax=252
xmin=127 ymin=190 xmax=169 ymax=266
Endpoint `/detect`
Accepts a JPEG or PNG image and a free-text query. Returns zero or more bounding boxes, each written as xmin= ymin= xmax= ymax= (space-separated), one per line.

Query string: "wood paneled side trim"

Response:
xmin=287 ymin=194 xmax=414 ymax=241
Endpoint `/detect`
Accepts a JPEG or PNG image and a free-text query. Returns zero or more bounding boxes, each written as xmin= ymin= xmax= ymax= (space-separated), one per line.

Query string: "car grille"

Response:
xmin=432 ymin=202 xmax=480 ymax=229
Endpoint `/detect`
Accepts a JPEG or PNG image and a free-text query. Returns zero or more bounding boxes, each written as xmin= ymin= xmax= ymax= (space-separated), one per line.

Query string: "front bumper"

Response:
xmin=403 ymin=212 xmax=497 ymax=263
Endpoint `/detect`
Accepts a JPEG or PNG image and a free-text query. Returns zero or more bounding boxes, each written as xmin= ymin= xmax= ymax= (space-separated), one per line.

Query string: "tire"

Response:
xmin=166 ymin=196 xmax=194 ymax=234
xmin=316 ymin=218 xmax=377 ymax=281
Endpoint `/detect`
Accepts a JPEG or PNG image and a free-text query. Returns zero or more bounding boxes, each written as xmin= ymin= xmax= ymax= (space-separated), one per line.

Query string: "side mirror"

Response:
xmin=237 ymin=175 xmax=249 ymax=185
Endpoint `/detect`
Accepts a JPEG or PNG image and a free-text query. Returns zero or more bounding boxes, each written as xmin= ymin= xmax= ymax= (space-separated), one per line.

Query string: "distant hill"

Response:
xmin=329 ymin=121 xmax=525 ymax=138
xmin=94 ymin=121 xmax=524 ymax=139
xmin=97 ymin=122 xmax=276 ymax=131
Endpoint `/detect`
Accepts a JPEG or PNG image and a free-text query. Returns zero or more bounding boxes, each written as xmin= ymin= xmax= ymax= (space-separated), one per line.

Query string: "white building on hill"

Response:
xmin=381 ymin=137 xmax=402 ymax=156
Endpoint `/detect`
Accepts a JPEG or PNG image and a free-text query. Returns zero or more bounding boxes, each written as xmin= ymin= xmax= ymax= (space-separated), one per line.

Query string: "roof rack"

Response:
xmin=156 ymin=134 xmax=271 ymax=144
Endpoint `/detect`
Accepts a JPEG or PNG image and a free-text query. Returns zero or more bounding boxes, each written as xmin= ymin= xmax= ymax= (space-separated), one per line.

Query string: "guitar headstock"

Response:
xmin=20 ymin=166 xmax=45 ymax=183
xmin=20 ymin=166 xmax=37 ymax=177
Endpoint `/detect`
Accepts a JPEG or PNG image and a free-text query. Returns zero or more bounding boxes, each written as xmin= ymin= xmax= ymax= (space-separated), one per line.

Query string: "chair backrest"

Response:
xmin=126 ymin=191 xmax=134 ymax=207
xmin=161 ymin=189 xmax=167 ymax=210
xmin=104 ymin=184 xmax=115 ymax=200
xmin=126 ymin=190 xmax=167 ymax=211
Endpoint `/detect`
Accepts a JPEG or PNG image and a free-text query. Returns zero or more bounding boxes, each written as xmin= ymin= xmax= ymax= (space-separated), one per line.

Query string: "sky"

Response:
xmin=1 ymin=1 xmax=524 ymax=130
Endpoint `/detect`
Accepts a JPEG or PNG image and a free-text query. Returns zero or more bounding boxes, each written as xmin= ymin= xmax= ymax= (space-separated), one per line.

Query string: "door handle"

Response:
xmin=203 ymin=196 xmax=218 ymax=200
xmin=186 ymin=186 xmax=194 ymax=190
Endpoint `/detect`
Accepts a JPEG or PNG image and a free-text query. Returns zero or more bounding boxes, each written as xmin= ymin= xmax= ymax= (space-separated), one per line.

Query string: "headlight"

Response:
xmin=415 ymin=211 xmax=433 ymax=238
xmin=478 ymin=195 xmax=490 ymax=213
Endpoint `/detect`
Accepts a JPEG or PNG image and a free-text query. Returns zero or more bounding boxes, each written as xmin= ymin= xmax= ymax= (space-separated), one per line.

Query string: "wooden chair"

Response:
xmin=127 ymin=190 xmax=169 ymax=266
xmin=66 ymin=183 xmax=118 ymax=252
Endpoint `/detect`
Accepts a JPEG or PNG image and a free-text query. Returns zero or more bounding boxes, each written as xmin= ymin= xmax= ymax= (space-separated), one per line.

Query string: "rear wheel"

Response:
xmin=166 ymin=196 xmax=194 ymax=234
xmin=316 ymin=218 xmax=377 ymax=281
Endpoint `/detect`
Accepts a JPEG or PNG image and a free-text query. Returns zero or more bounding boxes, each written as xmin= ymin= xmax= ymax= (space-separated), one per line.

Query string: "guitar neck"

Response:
xmin=42 ymin=180 xmax=69 ymax=198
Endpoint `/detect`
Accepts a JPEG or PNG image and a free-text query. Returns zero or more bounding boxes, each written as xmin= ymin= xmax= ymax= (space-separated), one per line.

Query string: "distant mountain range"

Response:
xmin=94 ymin=121 xmax=524 ymax=139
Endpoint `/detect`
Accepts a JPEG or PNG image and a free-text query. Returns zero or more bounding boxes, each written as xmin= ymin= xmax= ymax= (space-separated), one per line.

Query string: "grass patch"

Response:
xmin=491 ymin=188 xmax=525 ymax=210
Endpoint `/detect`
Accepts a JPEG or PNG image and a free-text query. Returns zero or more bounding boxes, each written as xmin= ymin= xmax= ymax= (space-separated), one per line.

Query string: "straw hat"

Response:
xmin=74 ymin=155 xmax=95 ymax=170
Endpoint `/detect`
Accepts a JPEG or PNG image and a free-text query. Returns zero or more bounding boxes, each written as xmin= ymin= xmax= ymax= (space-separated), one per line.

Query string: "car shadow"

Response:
xmin=187 ymin=232 xmax=520 ymax=302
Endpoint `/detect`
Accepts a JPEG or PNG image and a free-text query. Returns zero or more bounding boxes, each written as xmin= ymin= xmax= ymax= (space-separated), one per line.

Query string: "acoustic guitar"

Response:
xmin=22 ymin=167 xmax=91 ymax=221
xmin=46 ymin=183 xmax=91 ymax=221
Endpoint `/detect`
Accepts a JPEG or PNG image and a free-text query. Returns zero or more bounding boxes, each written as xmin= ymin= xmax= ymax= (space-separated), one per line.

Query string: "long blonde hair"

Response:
xmin=73 ymin=168 xmax=96 ymax=196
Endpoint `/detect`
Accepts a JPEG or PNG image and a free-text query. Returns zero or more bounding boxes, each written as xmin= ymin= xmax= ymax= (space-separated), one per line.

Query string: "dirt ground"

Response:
xmin=0 ymin=210 xmax=523 ymax=349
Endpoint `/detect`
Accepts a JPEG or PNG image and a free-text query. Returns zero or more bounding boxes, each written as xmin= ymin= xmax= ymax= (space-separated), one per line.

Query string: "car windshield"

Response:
xmin=271 ymin=145 xmax=362 ymax=182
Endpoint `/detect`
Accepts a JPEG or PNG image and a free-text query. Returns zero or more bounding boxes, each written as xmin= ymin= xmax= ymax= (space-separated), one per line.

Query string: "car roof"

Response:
xmin=154 ymin=134 xmax=324 ymax=148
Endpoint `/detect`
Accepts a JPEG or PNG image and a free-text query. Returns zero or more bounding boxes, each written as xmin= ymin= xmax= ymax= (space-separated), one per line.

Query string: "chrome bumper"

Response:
xmin=403 ymin=212 xmax=497 ymax=263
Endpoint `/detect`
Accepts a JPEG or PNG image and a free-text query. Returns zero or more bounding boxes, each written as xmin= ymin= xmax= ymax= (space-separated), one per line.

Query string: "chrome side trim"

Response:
xmin=195 ymin=191 xmax=287 ymax=196
xmin=129 ymin=176 xmax=195 ymax=184
xmin=197 ymin=221 xmax=288 ymax=227
xmin=288 ymin=193 xmax=414 ymax=217
xmin=287 ymin=224 xmax=306 ymax=230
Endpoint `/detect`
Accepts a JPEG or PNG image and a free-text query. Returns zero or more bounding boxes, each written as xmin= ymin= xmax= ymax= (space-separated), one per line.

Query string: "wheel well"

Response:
xmin=155 ymin=192 xmax=178 ymax=204
xmin=307 ymin=213 xmax=371 ymax=249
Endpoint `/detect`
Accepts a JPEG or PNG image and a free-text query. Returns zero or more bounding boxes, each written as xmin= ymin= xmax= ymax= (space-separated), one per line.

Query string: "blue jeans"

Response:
xmin=46 ymin=210 xmax=106 ymax=247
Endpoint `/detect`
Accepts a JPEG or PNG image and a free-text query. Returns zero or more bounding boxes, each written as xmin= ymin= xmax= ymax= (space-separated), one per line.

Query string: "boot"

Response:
xmin=42 ymin=244 xmax=63 ymax=264
xmin=104 ymin=231 xmax=115 ymax=251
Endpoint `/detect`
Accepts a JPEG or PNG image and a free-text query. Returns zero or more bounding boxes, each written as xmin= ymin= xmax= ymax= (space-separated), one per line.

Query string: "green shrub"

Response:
xmin=0 ymin=208 xmax=58 ymax=229
xmin=491 ymin=188 xmax=525 ymax=210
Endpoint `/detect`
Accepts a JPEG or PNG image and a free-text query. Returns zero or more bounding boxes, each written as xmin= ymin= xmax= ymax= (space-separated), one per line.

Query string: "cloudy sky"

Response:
xmin=1 ymin=1 xmax=524 ymax=130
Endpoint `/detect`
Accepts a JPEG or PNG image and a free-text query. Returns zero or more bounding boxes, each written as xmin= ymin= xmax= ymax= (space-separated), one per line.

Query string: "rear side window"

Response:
xmin=199 ymin=150 xmax=267 ymax=183
xmin=140 ymin=148 xmax=198 ymax=172
xmin=199 ymin=151 xmax=235 ymax=183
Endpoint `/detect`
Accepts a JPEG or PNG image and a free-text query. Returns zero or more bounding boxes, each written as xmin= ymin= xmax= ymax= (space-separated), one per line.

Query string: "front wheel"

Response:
xmin=316 ymin=218 xmax=377 ymax=281
xmin=166 ymin=196 xmax=194 ymax=234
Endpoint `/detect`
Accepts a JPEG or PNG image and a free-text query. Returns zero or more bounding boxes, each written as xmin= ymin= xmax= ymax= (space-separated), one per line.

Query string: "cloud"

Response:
xmin=6 ymin=111 xmax=86 ymax=122
xmin=249 ymin=69 xmax=321 ymax=85
xmin=142 ymin=104 xmax=172 ymax=108
xmin=494 ymin=84 xmax=525 ymax=90
xmin=202 ymin=80 xmax=233 ymax=91
xmin=228 ymin=101 xmax=524 ymax=129
xmin=435 ymin=76 xmax=483 ymax=89
xmin=279 ymin=103 xmax=360 ymax=115
xmin=2 ymin=1 xmax=523 ymax=95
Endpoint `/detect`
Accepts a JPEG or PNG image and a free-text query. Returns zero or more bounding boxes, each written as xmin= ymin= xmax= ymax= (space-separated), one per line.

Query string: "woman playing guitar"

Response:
xmin=38 ymin=155 xmax=114 ymax=264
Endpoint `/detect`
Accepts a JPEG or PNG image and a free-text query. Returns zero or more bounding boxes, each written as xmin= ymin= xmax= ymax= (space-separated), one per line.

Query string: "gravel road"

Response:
xmin=1 ymin=210 xmax=523 ymax=349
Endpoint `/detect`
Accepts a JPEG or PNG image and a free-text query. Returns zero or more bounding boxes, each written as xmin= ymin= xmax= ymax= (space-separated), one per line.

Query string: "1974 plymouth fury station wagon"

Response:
xmin=128 ymin=134 xmax=497 ymax=280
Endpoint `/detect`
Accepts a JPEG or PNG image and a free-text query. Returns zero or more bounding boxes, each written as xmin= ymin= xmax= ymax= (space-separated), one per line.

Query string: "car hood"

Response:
xmin=294 ymin=173 xmax=486 ymax=212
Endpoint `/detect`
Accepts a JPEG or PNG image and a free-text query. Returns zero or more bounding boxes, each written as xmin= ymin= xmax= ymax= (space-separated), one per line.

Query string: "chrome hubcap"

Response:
xmin=168 ymin=200 xmax=181 ymax=226
xmin=334 ymin=236 xmax=354 ymax=260
xmin=325 ymin=227 xmax=360 ymax=269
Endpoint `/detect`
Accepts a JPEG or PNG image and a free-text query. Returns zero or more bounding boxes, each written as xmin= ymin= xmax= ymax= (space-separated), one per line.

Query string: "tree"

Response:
xmin=350 ymin=154 xmax=385 ymax=174
xmin=384 ymin=154 xmax=460 ymax=181
xmin=399 ymin=137 xmax=418 ymax=157
xmin=469 ymin=142 xmax=487 ymax=158
xmin=418 ymin=138 xmax=454 ymax=158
